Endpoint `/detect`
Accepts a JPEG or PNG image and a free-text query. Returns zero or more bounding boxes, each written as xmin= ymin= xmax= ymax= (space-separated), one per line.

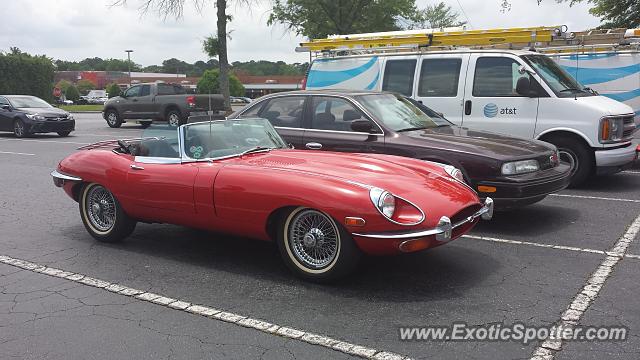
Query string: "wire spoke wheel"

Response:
xmin=85 ymin=185 xmax=117 ymax=232
xmin=288 ymin=209 xmax=339 ymax=270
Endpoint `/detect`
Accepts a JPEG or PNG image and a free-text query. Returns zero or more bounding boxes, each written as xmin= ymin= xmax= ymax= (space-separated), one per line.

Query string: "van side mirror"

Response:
xmin=350 ymin=119 xmax=374 ymax=133
xmin=516 ymin=77 xmax=537 ymax=97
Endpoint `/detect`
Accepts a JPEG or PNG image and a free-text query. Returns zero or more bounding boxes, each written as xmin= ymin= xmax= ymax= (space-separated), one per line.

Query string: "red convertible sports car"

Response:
xmin=51 ymin=118 xmax=493 ymax=281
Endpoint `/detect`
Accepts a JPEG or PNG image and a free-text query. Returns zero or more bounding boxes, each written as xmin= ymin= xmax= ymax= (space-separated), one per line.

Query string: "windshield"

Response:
xmin=356 ymin=93 xmax=450 ymax=132
xmin=182 ymin=118 xmax=287 ymax=160
xmin=9 ymin=96 xmax=53 ymax=108
xmin=522 ymin=55 xmax=592 ymax=98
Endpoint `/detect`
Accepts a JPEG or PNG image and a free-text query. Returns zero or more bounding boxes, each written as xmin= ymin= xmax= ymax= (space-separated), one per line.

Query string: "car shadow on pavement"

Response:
xmin=67 ymin=223 xmax=498 ymax=302
xmin=471 ymin=202 xmax=580 ymax=237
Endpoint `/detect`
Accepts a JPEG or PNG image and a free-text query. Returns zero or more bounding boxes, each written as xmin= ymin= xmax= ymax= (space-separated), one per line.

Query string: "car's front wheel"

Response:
xmin=79 ymin=183 xmax=136 ymax=243
xmin=105 ymin=109 xmax=122 ymax=128
xmin=277 ymin=207 xmax=361 ymax=282
xmin=57 ymin=131 xmax=71 ymax=137
xmin=13 ymin=119 xmax=28 ymax=138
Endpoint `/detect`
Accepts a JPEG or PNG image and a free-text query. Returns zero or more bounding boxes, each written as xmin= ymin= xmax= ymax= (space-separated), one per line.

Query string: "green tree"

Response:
xmin=268 ymin=0 xmax=422 ymax=39
xmin=406 ymin=2 xmax=466 ymax=29
xmin=65 ymin=85 xmax=80 ymax=102
xmin=76 ymin=79 xmax=96 ymax=95
xmin=105 ymin=83 xmax=121 ymax=98
xmin=0 ymin=48 xmax=55 ymax=101
xmin=197 ymin=69 xmax=244 ymax=96
xmin=501 ymin=0 xmax=639 ymax=28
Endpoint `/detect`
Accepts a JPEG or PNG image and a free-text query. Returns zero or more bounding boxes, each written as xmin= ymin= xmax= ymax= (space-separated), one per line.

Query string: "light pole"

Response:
xmin=125 ymin=50 xmax=134 ymax=86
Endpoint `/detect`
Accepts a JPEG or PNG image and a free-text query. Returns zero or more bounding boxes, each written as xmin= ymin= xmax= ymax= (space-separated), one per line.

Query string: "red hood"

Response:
xmin=231 ymin=149 xmax=480 ymax=213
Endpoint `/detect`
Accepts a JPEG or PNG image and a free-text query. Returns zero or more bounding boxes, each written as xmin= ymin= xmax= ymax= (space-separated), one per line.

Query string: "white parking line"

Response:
xmin=530 ymin=214 xmax=640 ymax=360
xmin=0 ymin=150 xmax=35 ymax=156
xmin=0 ymin=255 xmax=407 ymax=360
xmin=0 ymin=138 xmax=90 ymax=145
xmin=464 ymin=234 xmax=640 ymax=261
xmin=550 ymin=194 xmax=640 ymax=203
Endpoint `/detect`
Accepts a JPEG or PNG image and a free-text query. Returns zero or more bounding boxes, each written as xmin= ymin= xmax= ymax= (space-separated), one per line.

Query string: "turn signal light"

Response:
xmin=345 ymin=217 xmax=366 ymax=227
xmin=601 ymin=120 xmax=610 ymax=141
xmin=478 ymin=185 xmax=497 ymax=193
xmin=398 ymin=238 xmax=430 ymax=253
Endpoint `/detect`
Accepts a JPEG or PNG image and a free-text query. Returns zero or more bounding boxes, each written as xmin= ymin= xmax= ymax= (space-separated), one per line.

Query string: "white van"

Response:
xmin=304 ymin=50 xmax=638 ymax=185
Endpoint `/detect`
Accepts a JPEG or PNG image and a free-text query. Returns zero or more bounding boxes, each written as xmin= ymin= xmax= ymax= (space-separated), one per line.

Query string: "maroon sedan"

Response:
xmin=229 ymin=90 xmax=571 ymax=209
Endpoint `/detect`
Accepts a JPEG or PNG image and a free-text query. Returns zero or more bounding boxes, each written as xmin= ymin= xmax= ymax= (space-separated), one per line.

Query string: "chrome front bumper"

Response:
xmin=352 ymin=198 xmax=493 ymax=242
xmin=51 ymin=170 xmax=82 ymax=187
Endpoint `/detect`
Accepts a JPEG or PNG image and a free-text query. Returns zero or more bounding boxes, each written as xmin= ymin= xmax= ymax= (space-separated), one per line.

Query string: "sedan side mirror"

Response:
xmin=1 ymin=105 xmax=11 ymax=111
xmin=516 ymin=77 xmax=537 ymax=98
xmin=350 ymin=119 xmax=374 ymax=133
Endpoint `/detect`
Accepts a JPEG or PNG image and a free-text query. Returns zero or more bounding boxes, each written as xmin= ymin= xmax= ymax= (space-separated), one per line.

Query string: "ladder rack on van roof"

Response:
xmin=296 ymin=26 xmax=640 ymax=58
xmin=296 ymin=26 xmax=570 ymax=56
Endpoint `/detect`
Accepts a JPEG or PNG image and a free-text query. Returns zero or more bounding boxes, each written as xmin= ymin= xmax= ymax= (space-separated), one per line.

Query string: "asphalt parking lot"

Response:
xmin=0 ymin=113 xmax=639 ymax=360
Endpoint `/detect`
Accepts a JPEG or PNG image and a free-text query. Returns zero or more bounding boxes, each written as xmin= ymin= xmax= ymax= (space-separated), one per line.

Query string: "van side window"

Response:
xmin=311 ymin=97 xmax=364 ymax=132
xmin=258 ymin=96 xmax=305 ymax=128
xmin=473 ymin=57 xmax=530 ymax=97
xmin=382 ymin=59 xmax=417 ymax=96
xmin=418 ymin=58 xmax=461 ymax=97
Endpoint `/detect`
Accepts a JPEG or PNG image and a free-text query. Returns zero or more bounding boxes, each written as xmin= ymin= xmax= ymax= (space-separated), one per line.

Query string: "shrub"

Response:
xmin=105 ymin=83 xmax=121 ymax=98
xmin=65 ymin=85 xmax=80 ymax=102
xmin=76 ymin=79 xmax=96 ymax=95
xmin=0 ymin=48 xmax=55 ymax=101
xmin=197 ymin=69 xmax=244 ymax=96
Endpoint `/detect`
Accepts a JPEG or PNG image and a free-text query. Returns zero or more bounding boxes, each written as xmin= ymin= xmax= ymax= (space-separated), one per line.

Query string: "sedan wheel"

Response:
xmin=79 ymin=183 xmax=136 ymax=242
xmin=278 ymin=207 xmax=360 ymax=282
xmin=13 ymin=119 xmax=27 ymax=138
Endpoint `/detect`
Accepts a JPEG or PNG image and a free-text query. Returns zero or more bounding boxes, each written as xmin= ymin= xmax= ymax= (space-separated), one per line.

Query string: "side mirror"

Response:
xmin=516 ymin=77 xmax=537 ymax=97
xmin=120 ymin=93 xmax=127 ymax=98
xmin=1 ymin=105 xmax=11 ymax=111
xmin=350 ymin=119 xmax=374 ymax=133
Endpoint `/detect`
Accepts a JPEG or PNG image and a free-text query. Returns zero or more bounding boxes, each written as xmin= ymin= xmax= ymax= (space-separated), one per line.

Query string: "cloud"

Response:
xmin=0 ymin=0 xmax=603 ymax=66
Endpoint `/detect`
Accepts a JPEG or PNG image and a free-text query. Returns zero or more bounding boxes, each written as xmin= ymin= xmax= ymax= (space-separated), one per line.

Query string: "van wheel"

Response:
xmin=548 ymin=137 xmax=593 ymax=187
xmin=105 ymin=110 xmax=122 ymax=128
xmin=277 ymin=207 xmax=361 ymax=282
xmin=79 ymin=183 xmax=136 ymax=243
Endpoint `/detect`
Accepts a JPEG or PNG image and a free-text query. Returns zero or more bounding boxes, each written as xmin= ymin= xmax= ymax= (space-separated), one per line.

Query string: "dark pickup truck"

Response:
xmin=102 ymin=83 xmax=224 ymax=128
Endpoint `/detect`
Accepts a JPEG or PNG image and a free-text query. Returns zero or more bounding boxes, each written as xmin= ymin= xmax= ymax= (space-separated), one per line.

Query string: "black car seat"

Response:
xmin=315 ymin=112 xmax=336 ymax=130
xmin=139 ymin=139 xmax=179 ymax=158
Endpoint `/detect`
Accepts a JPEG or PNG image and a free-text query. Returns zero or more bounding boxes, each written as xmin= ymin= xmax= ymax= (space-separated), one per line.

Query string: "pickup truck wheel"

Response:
xmin=79 ymin=183 xmax=136 ymax=243
xmin=105 ymin=110 xmax=122 ymax=128
xmin=167 ymin=110 xmax=183 ymax=127
xmin=548 ymin=137 xmax=593 ymax=187
xmin=277 ymin=207 xmax=361 ymax=282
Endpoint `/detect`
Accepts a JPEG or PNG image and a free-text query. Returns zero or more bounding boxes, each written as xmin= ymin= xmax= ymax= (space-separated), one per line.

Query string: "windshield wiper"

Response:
xmin=239 ymin=146 xmax=273 ymax=157
xmin=559 ymin=88 xmax=585 ymax=93
xmin=397 ymin=126 xmax=430 ymax=132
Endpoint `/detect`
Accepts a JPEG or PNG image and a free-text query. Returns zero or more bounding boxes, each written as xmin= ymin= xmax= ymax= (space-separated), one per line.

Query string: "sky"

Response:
xmin=0 ymin=0 xmax=602 ymax=67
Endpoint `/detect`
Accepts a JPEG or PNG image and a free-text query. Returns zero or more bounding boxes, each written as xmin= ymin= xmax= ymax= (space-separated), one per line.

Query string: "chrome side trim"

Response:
xmin=352 ymin=197 xmax=494 ymax=240
xmin=51 ymin=170 xmax=82 ymax=182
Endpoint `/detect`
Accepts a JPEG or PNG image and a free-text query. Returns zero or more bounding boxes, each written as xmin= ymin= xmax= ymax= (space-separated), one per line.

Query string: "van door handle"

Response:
xmin=305 ymin=142 xmax=323 ymax=150
xmin=464 ymin=100 xmax=472 ymax=115
xmin=130 ymin=164 xmax=145 ymax=170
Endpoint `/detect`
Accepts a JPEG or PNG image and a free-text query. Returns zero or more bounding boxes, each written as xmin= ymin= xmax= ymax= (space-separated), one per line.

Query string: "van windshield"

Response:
xmin=356 ymin=93 xmax=449 ymax=132
xmin=522 ymin=55 xmax=593 ymax=98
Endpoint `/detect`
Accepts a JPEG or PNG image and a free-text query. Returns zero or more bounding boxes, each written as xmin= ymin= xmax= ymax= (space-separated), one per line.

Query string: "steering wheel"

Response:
xmin=117 ymin=140 xmax=130 ymax=154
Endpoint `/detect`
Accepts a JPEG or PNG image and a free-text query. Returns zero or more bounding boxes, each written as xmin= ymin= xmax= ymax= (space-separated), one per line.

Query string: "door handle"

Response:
xmin=464 ymin=100 xmax=472 ymax=115
xmin=305 ymin=142 xmax=323 ymax=150
xmin=130 ymin=164 xmax=145 ymax=170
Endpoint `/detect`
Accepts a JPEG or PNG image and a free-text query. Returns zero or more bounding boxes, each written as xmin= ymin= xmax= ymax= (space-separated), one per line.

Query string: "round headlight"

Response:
xmin=379 ymin=192 xmax=395 ymax=218
xmin=444 ymin=165 xmax=465 ymax=183
xmin=369 ymin=188 xmax=396 ymax=219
